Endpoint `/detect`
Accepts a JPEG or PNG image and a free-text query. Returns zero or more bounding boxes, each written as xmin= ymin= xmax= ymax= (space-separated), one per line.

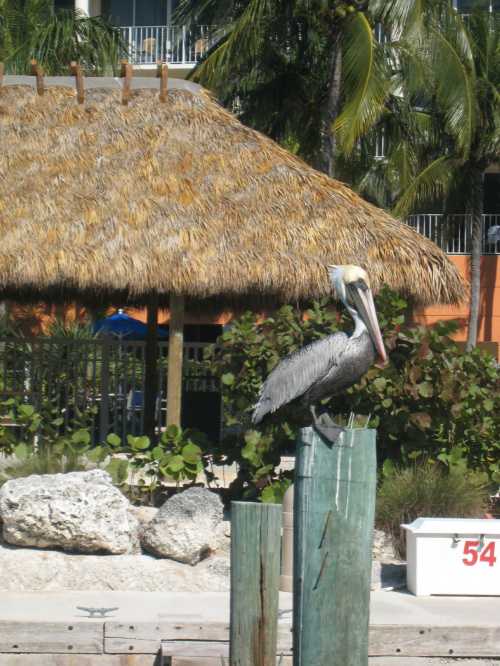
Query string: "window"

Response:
xmin=452 ymin=0 xmax=500 ymax=11
xmin=54 ymin=0 xmax=75 ymax=10
xmin=101 ymin=0 xmax=167 ymax=27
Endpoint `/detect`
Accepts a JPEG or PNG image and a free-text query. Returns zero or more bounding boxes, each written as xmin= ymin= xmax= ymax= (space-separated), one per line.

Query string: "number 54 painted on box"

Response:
xmin=462 ymin=540 xmax=497 ymax=567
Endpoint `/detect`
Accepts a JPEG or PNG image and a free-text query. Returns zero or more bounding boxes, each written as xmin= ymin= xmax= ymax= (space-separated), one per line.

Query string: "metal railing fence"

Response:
xmin=0 ymin=337 xmax=220 ymax=447
xmin=405 ymin=214 xmax=500 ymax=254
xmin=119 ymin=25 xmax=211 ymax=65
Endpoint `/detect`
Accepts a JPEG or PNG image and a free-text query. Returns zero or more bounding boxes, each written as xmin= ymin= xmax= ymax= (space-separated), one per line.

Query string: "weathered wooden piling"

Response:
xmin=293 ymin=427 xmax=377 ymax=666
xmin=230 ymin=501 xmax=282 ymax=666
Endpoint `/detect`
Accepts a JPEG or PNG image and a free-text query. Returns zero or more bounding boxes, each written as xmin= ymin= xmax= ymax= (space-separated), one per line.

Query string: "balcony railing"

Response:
xmin=119 ymin=25 xmax=211 ymax=66
xmin=405 ymin=214 xmax=500 ymax=255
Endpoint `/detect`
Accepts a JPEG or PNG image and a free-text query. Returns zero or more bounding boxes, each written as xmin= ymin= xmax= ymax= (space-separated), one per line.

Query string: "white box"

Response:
xmin=403 ymin=518 xmax=500 ymax=596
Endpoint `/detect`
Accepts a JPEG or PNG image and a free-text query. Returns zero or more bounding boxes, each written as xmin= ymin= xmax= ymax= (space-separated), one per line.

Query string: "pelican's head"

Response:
xmin=328 ymin=265 xmax=386 ymax=362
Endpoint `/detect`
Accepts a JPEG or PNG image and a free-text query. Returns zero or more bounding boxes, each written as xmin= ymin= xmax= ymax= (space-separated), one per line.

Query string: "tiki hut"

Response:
xmin=0 ymin=64 xmax=468 ymax=432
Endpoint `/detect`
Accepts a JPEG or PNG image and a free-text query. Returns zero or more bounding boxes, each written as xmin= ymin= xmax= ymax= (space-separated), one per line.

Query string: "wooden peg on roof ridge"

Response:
xmin=70 ymin=61 xmax=78 ymax=75
xmin=36 ymin=65 xmax=44 ymax=95
xmin=76 ymin=64 xmax=84 ymax=104
xmin=120 ymin=59 xmax=128 ymax=77
xmin=121 ymin=64 xmax=132 ymax=105
xmin=156 ymin=60 xmax=163 ymax=77
xmin=159 ymin=65 xmax=168 ymax=103
xmin=30 ymin=60 xmax=37 ymax=76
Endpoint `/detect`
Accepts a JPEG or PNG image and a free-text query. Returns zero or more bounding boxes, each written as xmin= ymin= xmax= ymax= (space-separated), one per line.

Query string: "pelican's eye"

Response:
xmin=356 ymin=277 xmax=369 ymax=292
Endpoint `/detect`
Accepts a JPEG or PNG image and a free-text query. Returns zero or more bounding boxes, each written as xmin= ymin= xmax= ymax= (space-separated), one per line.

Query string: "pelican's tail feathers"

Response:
xmin=251 ymin=397 xmax=271 ymax=425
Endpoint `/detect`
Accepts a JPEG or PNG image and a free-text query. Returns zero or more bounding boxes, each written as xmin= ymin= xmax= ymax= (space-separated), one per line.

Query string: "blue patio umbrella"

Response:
xmin=94 ymin=309 xmax=169 ymax=340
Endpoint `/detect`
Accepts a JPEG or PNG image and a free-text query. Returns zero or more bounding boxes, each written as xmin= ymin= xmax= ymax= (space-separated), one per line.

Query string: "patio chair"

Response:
xmin=126 ymin=390 xmax=162 ymax=423
xmin=136 ymin=38 xmax=157 ymax=58
xmin=126 ymin=389 xmax=143 ymax=423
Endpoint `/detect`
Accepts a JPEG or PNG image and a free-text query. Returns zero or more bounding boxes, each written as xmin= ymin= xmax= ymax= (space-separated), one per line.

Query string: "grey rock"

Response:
xmin=0 ymin=469 xmax=139 ymax=554
xmin=141 ymin=487 xmax=224 ymax=564
xmin=373 ymin=529 xmax=404 ymax=564
xmin=131 ymin=505 xmax=158 ymax=527
xmin=371 ymin=560 xmax=407 ymax=590
xmin=0 ymin=538 xmax=230 ymax=591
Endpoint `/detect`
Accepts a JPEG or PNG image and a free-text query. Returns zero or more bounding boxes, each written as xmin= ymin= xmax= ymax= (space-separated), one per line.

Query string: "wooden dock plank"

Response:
xmin=169 ymin=656 xmax=292 ymax=666
xmin=0 ymin=656 xmax=155 ymax=665
xmin=2 ymin=620 xmax=498 ymax=658
xmin=0 ymin=622 xmax=103 ymax=654
xmin=161 ymin=640 xmax=229 ymax=657
xmin=368 ymin=625 xmax=500 ymax=657
xmin=105 ymin=621 xmax=229 ymax=654
xmin=105 ymin=621 xmax=500 ymax=658
xmin=104 ymin=622 xmax=292 ymax=655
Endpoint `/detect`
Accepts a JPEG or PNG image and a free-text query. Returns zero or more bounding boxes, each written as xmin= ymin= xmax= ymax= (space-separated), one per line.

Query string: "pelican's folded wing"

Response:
xmin=252 ymin=332 xmax=349 ymax=423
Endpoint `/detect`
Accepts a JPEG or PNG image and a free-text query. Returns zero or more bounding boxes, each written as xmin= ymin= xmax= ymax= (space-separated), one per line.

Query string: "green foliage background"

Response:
xmin=213 ymin=287 xmax=500 ymax=500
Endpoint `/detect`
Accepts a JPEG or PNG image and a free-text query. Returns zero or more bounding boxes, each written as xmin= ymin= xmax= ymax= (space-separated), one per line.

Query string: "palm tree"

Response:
xmin=175 ymin=0 xmax=389 ymax=176
xmin=386 ymin=6 xmax=500 ymax=349
xmin=0 ymin=0 xmax=129 ymax=75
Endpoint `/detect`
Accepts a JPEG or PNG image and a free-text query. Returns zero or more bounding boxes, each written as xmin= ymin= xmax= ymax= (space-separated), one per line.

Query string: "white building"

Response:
xmin=55 ymin=0 xmax=210 ymax=78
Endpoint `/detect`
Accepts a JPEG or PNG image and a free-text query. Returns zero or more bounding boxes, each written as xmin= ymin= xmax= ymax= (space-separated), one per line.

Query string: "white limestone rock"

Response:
xmin=372 ymin=529 xmax=403 ymax=564
xmin=0 ymin=469 xmax=139 ymax=554
xmin=0 ymin=536 xmax=230 ymax=591
xmin=141 ymin=487 xmax=224 ymax=564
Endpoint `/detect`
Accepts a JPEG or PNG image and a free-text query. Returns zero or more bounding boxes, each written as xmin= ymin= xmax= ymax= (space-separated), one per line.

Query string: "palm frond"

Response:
xmin=393 ymin=154 xmax=459 ymax=218
xmin=428 ymin=26 xmax=478 ymax=156
xmin=333 ymin=12 xmax=389 ymax=154
xmin=1 ymin=2 xmax=129 ymax=75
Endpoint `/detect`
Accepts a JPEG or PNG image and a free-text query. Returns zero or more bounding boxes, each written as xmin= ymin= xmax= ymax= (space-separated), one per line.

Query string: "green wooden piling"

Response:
xmin=293 ymin=427 xmax=377 ymax=666
xmin=230 ymin=501 xmax=282 ymax=666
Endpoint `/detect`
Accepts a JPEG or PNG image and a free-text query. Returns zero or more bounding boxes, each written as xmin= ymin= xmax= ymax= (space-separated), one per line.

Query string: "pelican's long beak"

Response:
xmin=347 ymin=283 xmax=387 ymax=362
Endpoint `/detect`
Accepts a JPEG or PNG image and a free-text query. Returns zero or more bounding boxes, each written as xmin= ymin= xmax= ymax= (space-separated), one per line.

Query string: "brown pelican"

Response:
xmin=252 ymin=265 xmax=387 ymax=441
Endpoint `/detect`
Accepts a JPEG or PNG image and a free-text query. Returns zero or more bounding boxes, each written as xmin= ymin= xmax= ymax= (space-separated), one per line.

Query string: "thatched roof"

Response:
xmin=0 ymin=72 xmax=468 ymax=309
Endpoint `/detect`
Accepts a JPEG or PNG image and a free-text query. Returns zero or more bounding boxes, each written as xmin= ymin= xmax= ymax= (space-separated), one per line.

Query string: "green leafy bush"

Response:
xmin=0 ymin=397 xmax=214 ymax=505
xmin=0 ymin=397 xmax=96 ymax=462
xmin=90 ymin=425 xmax=214 ymax=504
xmin=212 ymin=287 xmax=500 ymax=500
xmin=0 ymin=397 xmax=96 ymax=486
xmin=376 ymin=461 xmax=489 ymax=558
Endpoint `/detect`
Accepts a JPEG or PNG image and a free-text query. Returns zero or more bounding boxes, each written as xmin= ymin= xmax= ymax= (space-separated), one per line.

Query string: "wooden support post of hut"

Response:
xmin=36 ymin=65 xmax=44 ymax=95
xmin=144 ymin=293 xmax=159 ymax=442
xmin=160 ymin=65 xmax=168 ymax=103
xmin=230 ymin=502 xmax=282 ymax=666
xmin=293 ymin=427 xmax=377 ymax=666
xmin=166 ymin=293 xmax=184 ymax=428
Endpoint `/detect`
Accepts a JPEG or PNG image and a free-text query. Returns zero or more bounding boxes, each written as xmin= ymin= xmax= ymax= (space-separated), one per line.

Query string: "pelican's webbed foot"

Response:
xmin=310 ymin=405 xmax=345 ymax=443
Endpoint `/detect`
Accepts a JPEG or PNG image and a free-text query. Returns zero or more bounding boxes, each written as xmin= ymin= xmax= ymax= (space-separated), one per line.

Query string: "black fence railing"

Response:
xmin=0 ymin=337 xmax=221 ymax=447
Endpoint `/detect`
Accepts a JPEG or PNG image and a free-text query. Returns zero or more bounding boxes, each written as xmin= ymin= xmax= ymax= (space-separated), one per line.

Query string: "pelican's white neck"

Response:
xmin=350 ymin=308 xmax=367 ymax=339
xmin=329 ymin=265 xmax=366 ymax=339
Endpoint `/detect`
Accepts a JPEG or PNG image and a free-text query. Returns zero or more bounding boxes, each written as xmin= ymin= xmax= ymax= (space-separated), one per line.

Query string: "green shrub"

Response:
xmin=376 ymin=461 xmax=489 ymax=558
xmin=90 ymin=425 xmax=215 ymax=504
xmin=0 ymin=398 xmax=216 ymax=505
xmin=0 ymin=397 xmax=97 ymax=461
xmin=0 ymin=448 xmax=87 ymax=488
xmin=0 ymin=398 xmax=94 ymax=487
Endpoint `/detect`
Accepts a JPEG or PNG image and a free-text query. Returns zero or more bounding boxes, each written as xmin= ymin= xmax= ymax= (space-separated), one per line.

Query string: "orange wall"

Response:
xmin=127 ymin=307 xmax=244 ymax=327
xmin=7 ymin=302 xmax=87 ymax=336
xmin=126 ymin=307 xmax=277 ymax=327
xmin=414 ymin=255 xmax=500 ymax=344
